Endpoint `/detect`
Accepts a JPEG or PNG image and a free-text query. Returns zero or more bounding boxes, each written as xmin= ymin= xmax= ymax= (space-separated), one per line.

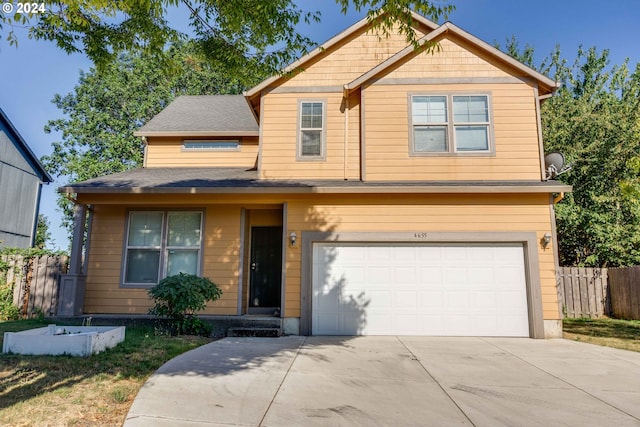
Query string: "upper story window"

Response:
xmin=410 ymin=94 xmax=493 ymax=156
xmin=298 ymin=100 xmax=326 ymax=160
xmin=183 ymin=141 xmax=239 ymax=151
xmin=122 ymin=210 xmax=203 ymax=287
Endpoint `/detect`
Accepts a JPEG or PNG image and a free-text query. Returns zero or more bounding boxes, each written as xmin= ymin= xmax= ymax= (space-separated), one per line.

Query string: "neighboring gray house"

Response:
xmin=0 ymin=107 xmax=52 ymax=248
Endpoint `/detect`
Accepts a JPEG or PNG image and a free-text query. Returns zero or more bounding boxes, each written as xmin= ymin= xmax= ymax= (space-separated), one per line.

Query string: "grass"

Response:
xmin=0 ymin=319 xmax=213 ymax=426
xmin=563 ymin=317 xmax=640 ymax=352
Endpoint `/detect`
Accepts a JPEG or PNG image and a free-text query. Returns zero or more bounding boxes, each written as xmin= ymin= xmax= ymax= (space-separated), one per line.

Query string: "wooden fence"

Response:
xmin=608 ymin=266 xmax=640 ymax=320
xmin=1 ymin=255 xmax=69 ymax=317
xmin=557 ymin=267 xmax=610 ymax=318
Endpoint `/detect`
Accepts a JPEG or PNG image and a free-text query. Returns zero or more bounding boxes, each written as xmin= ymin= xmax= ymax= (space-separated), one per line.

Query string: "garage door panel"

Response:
xmin=312 ymin=243 xmax=529 ymax=337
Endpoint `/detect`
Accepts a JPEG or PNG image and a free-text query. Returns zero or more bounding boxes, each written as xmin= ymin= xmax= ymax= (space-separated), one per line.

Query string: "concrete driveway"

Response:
xmin=123 ymin=336 xmax=640 ymax=426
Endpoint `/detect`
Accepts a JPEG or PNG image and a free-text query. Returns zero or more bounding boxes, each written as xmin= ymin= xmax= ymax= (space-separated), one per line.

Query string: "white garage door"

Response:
xmin=312 ymin=243 xmax=529 ymax=337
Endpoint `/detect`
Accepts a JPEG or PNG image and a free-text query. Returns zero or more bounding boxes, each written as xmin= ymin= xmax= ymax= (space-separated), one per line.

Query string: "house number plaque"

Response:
xmin=413 ymin=233 xmax=429 ymax=239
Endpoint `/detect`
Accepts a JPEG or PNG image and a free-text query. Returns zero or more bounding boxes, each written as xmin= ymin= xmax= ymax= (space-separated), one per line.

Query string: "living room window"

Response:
xmin=298 ymin=100 xmax=326 ymax=160
xmin=123 ymin=210 xmax=203 ymax=287
xmin=410 ymin=94 xmax=493 ymax=155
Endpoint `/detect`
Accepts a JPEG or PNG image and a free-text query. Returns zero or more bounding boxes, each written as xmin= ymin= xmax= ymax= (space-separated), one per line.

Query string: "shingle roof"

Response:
xmin=59 ymin=167 xmax=571 ymax=194
xmin=134 ymin=95 xmax=259 ymax=137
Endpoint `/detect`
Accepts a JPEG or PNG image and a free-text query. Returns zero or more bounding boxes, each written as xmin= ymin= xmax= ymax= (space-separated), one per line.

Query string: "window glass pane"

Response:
xmin=128 ymin=212 xmax=162 ymax=247
xmin=453 ymin=96 xmax=488 ymax=122
xmin=301 ymin=130 xmax=322 ymax=156
xmin=168 ymin=212 xmax=201 ymax=247
xmin=414 ymin=126 xmax=448 ymax=152
xmin=125 ymin=249 xmax=160 ymax=283
xmin=167 ymin=250 xmax=198 ymax=276
xmin=412 ymin=96 xmax=447 ymax=123
xmin=455 ymin=126 xmax=489 ymax=151
xmin=301 ymin=102 xmax=323 ymax=129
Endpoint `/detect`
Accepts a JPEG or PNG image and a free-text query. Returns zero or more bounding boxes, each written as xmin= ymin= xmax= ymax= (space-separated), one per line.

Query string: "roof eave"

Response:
xmin=132 ymin=130 xmax=260 ymax=137
xmin=60 ymin=182 xmax=572 ymax=195
xmin=344 ymin=22 xmax=560 ymax=94
xmin=244 ymin=10 xmax=439 ymax=102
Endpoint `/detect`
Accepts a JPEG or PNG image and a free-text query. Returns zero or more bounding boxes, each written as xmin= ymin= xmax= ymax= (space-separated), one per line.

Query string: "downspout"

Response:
xmin=82 ymin=205 xmax=94 ymax=274
xmin=142 ymin=136 xmax=148 ymax=168
xmin=343 ymin=89 xmax=349 ymax=180
xmin=533 ymin=84 xmax=547 ymax=181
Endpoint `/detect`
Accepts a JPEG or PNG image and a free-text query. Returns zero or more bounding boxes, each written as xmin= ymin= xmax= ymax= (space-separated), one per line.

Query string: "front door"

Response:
xmin=248 ymin=226 xmax=282 ymax=314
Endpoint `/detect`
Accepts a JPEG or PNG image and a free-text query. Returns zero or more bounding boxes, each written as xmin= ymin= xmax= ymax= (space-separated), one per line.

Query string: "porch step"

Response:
xmin=227 ymin=327 xmax=282 ymax=338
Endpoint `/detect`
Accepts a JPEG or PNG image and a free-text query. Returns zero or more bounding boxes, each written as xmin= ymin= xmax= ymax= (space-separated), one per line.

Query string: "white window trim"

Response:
xmin=297 ymin=99 xmax=327 ymax=161
xmin=121 ymin=209 xmax=204 ymax=288
xmin=409 ymin=92 xmax=495 ymax=157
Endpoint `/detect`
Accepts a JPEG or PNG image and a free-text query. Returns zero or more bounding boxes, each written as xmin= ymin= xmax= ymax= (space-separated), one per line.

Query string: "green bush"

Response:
xmin=148 ymin=273 xmax=222 ymax=336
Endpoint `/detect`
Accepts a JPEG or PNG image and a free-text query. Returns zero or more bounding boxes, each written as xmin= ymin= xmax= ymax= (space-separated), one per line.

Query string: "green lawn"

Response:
xmin=563 ymin=317 xmax=640 ymax=352
xmin=0 ymin=319 xmax=213 ymax=426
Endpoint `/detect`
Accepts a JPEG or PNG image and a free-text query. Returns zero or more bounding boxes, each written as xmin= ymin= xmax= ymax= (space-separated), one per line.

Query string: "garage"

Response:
xmin=312 ymin=243 xmax=530 ymax=336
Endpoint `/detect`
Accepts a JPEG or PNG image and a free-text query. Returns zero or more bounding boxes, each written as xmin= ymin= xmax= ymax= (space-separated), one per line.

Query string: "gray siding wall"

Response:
xmin=0 ymin=127 xmax=41 ymax=249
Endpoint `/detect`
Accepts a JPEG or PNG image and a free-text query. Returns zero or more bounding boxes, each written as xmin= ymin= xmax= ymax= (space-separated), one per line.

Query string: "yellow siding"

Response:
xmin=81 ymin=193 xmax=559 ymax=323
xmin=276 ymin=27 xmax=426 ymax=88
xmin=260 ymin=92 xmax=361 ymax=179
xmin=145 ymin=136 xmax=259 ymax=168
xmin=384 ymin=37 xmax=515 ymax=80
xmin=283 ymin=193 xmax=559 ymax=320
xmin=84 ymin=203 xmax=244 ymax=315
xmin=364 ymin=83 xmax=541 ymax=180
xmin=258 ymin=33 xmax=542 ymax=181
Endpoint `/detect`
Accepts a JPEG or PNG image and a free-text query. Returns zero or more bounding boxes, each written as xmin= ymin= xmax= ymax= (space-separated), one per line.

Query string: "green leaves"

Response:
xmin=148 ymin=273 xmax=222 ymax=335
xmin=541 ymin=48 xmax=640 ymax=267
xmin=41 ymin=41 xmax=256 ymax=236
xmin=1 ymin=1 xmax=453 ymax=73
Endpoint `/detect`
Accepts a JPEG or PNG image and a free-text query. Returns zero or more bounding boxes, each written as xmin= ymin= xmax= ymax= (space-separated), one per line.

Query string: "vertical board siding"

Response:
xmin=557 ymin=267 xmax=610 ymax=318
xmin=1 ymin=254 xmax=68 ymax=317
xmin=608 ymin=267 xmax=640 ymax=320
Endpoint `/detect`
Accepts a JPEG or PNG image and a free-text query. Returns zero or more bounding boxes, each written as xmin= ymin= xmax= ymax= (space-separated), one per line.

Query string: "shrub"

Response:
xmin=148 ymin=273 xmax=222 ymax=336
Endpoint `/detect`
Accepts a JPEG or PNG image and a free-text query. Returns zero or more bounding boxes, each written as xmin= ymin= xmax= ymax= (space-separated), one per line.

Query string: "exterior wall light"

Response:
xmin=542 ymin=233 xmax=552 ymax=248
xmin=289 ymin=231 xmax=297 ymax=247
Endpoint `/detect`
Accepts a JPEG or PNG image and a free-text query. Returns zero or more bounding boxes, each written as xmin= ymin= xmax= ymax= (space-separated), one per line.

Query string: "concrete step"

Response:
xmin=227 ymin=327 xmax=282 ymax=338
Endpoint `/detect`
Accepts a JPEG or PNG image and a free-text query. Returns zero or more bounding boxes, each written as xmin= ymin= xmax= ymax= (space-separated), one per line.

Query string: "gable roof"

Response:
xmin=243 ymin=10 xmax=439 ymax=102
xmin=245 ymin=12 xmax=560 ymax=106
xmin=0 ymin=107 xmax=53 ymax=183
xmin=344 ymin=22 xmax=560 ymax=95
xmin=134 ymin=95 xmax=259 ymax=137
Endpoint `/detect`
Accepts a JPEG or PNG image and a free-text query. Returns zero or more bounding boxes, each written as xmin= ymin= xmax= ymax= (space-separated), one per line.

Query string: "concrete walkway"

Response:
xmin=124 ymin=336 xmax=640 ymax=426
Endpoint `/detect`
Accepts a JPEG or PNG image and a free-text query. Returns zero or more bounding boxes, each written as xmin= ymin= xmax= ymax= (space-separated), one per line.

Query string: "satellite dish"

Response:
xmin=544 ymin=152 xmax=571 ymax=180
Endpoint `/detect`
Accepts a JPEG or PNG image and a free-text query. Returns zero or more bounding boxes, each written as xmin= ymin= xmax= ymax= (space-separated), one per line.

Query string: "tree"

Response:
xmin=542 ymin=48 xmax=640 ymax=267
xmin=41 ymin=41 xmax=258 ymax=235
xmin=498 ymin=39 xmax=640 ymax=267
xmin=0 ymin=1 xmax=454 ymax=72
xmin=34 ymin=214 xmax=51 ymax=249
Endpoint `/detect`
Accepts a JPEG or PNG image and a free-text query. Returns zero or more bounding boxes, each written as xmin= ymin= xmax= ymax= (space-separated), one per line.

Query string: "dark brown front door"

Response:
xmin=248 ymin=226 xmax=282 ymax=314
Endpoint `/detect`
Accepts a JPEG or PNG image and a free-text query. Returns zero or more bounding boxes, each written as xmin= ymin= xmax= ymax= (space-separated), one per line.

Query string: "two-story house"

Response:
xmin=60 ymin=12 xmax=570 ymax=338
xmin=0 ymin=107 xmax=53 ymax=249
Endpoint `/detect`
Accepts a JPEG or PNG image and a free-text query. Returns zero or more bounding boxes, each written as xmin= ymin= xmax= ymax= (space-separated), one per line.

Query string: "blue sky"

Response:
xmin=0 ymin=0 xmax=639 ymax=250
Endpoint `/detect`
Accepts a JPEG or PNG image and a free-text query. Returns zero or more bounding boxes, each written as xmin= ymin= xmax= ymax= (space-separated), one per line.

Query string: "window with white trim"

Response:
xmin=123 ymin=211 xmax=203 ymax=286
xmin=411 ymin=94 xmax=492 ymax=155
xmin=298 ymin=101 xmax=325 ymax=159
